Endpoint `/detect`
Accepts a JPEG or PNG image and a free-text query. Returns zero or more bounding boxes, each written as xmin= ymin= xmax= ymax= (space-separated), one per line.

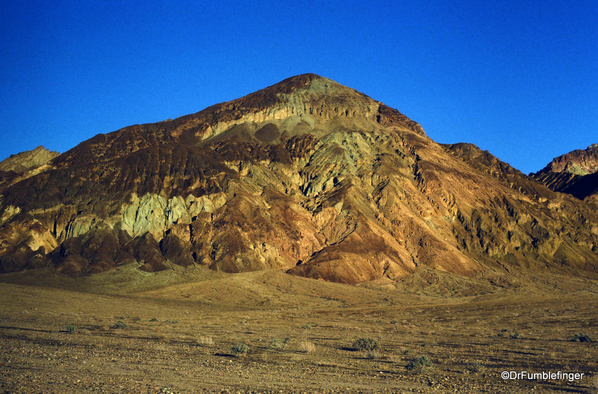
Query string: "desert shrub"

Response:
xmin=406 ymin=355 xmax=433 ymax=374
xmin=111 ymin=320 xmax=127 ymax=329
xmin=497 ymin=328 xmax=508 ymax=338
xmin=66 ymin=325 xmax=75 ymax=333
xmin=571 ymin=333 xmax=593 ymax=342
xmin=353 ymin=337 xmax=381 ymax=351
xmin=510 ymin=332 xmax=522 ymax=339
xmin=150 ymin=318 xmax=158 ymax=322
xmin=366 ymin=351 xmax=379 ymax=359
xmin=466 ymin=361 xmax=486 ymax=373
xmin=299 ymin=341 xmax=316 ymax=353
xmin=269 ymin=339 xmax=286 ymax=350
xmin=302 ymin=324 xmax=312 ymax=329
xmin=231 ymin=343 xmax=248 ymax=355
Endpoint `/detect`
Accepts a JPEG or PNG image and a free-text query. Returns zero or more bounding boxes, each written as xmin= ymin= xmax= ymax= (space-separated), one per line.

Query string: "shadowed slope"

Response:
xmin=533 ymin=144 xmax=598 ymax=201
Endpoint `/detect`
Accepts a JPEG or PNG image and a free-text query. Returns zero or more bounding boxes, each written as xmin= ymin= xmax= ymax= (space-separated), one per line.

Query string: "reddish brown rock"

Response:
xmin=0 ymin=74 xmax=597 ymax=283
xmin=533 ymin=144 xmax=598 ymax=200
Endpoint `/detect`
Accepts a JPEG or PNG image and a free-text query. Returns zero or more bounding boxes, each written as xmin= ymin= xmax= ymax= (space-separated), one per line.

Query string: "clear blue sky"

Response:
xmin=1 ymin=0 xmax=596 ymax=174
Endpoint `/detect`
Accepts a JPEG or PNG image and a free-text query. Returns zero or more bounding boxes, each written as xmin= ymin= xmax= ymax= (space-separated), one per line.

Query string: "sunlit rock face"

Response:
xmin=1 ymin=74 xmax=597 ymax=282
xmin=532 ymin=144 xmax=598 ymax=201
xmin=0 ymin=146 xmax=60 ymax=191
xmin=0 ymin=146 xmax=59 ymax=173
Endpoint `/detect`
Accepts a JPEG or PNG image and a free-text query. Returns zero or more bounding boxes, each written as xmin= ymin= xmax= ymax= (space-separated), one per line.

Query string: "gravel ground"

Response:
xmin=1 ymin=270 xmax=597 ymax=393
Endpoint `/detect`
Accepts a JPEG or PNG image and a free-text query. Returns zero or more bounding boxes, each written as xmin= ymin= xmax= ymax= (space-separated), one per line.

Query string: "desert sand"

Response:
xmin=1 ymin=265 xmax=597 ymax=393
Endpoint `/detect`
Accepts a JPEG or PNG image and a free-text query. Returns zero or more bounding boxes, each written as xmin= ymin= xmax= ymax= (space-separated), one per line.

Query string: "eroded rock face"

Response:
xmin=0 ymin=146 xmax=60 ymax=173
xmin=0 ymin=146 xmax=60 ymax=190
xmin=1 ymin=74 xmax=597 ymax=282
xmin=532 ymin=144 xmax=598 ymax=200
xmin=539 ymin=144 xmax=598 ymax=176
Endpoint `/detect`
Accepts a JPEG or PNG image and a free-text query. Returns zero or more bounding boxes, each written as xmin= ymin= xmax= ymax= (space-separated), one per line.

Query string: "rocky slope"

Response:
xmin=0 ymin=146 xmax=60 ymax=189
xmin=532 ymin=144 xmax=598 ymax=200
xmin=0 ymin=145 xmax=59 ymax=173
xmin=538 ymin=144 xmax=598 ymax=176
xmin=1 ymin=74 xmax=597 ymax=283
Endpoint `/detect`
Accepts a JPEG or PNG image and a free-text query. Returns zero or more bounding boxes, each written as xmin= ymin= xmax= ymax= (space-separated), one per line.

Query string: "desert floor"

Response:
xmin=1 ymin=265 xmax=597 ymax=393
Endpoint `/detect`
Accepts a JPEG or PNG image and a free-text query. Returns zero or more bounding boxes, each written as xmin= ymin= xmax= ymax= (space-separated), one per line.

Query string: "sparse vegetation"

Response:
xmin=496 ymin=329 xmax=522 ymax=339
xmin=2 ymin=277 xmax=598 ymax=392
xmin=571 ymin=333 xmax=593 ymax=342
xmin=366 ymin=351 xmax=379 ymax=359
xmin=352 ymin=337 xmax=381 ymax=351
xmin=269 ymin=337 xmax=292 ymax=351
xmin=466 ymin=361 xmax=486 ymax=373
xmin=406 ymin=355 xmax=433 ymax=374
xmin=231 ymin=343 xmax=248 ymax=356
xmin=111 ymin=320 xmax=127 ymax=329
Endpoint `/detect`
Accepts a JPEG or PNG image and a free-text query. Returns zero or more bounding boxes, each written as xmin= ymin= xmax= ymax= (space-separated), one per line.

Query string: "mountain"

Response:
xmin=1 ymin=74 xmax=597 ymax=284
xmin=0 ymin=145 xmax=59 ymax=173
xmin=532 ymin=144 xmax=598 ymax=201
xmin=0 ymin=146 xmax=60 ymax=189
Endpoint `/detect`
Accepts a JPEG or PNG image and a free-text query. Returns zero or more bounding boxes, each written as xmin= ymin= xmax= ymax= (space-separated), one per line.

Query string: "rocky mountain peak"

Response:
xmin=0 ymin=146 xmax=59 ymax=173
xmin=532 ymin=144 xmax=598 ymax=200
xmin=50 ymin=74 xmax=425 ymax=172
xmin=540 ymin=144 xmax=598 ymax=176
xmin=0 ymin=146 xmax=60 ymax=190
xmin=1 ymin=76 xmax=597 ymax=284
xmin=195 ymin=73 xmax=425 ymax=141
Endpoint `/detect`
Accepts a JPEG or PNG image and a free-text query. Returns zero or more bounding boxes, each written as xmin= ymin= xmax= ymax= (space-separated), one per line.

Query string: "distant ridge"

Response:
xmin=533 ymin=144 xmax=598 ymax=200
xmin=0 ymin=146 xmax=59 ymax=173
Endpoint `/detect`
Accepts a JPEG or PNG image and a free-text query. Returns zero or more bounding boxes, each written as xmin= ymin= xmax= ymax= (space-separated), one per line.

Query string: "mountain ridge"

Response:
xmin=532 ymin=144 xmax=598 ymax=201
xmin=1 ymin=74 xmax=597 ymax=284
xmin=51 ymin=74 xmax=423 ymax=171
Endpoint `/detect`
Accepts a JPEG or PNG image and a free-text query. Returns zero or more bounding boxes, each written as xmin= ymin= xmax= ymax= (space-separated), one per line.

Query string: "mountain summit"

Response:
xmin=532 ymin=144 xmax=598 ymax=201
xmin=1 ymin=74 xmax=597 ymax=284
